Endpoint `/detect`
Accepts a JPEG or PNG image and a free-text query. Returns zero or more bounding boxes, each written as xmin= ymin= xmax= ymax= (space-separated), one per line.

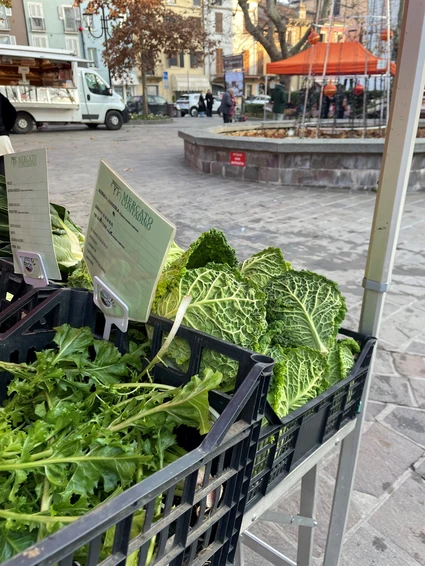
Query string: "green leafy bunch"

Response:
xmin=0 ymin=324 xmax=221 ymax=561
xmin=152 ymin=230 xmax=359 ymax=417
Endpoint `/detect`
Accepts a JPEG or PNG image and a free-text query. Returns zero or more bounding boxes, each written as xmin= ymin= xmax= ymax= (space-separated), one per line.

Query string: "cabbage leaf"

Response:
xmin=240 ymin=247 xmax=291 ymax=289
xmin=267 ymin=347 xmax=329 ymax=418
xmin=266 ymin=270 xmax=347 ymax=355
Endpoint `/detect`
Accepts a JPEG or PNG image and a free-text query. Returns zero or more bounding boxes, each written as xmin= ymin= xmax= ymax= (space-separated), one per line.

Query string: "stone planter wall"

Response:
xmin=179 ymin=126 xmax=425 ymax=191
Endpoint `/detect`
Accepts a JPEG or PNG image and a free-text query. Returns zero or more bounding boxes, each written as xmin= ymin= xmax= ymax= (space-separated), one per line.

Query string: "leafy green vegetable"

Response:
xmin=0 ymin=324 xmax=221 ymax=559
xmin=266 ymin=271 xmax=347 ymax=355
xmin=328 ymin=338 xmax=360 ymax=385
xmin=163 ymin=241 xmax=185 ymax=270
xmin=267 ymin=347 xmax=329 ymax=418
xmin=154 ymin=265 xmax=266 ymax=348
xmin=240 ymin=247 xmax=291 ymax=289
xmin=67 ymin=259 xmax=93 ymax=290
xmin=156 ymin=229 xmax=238 ymax=301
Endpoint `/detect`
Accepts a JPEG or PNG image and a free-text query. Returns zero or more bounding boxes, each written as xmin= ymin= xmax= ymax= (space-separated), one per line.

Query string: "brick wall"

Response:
xmin=184 ymin=140 xmax=425 ymax=191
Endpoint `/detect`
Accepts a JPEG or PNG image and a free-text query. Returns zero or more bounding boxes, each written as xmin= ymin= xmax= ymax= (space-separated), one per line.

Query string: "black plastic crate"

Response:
xmin=246 ymin=330 xmax=376 ymax=509
xmin=0 ymin=257 xmax=33 ymax=312
xmin=0 ymin=287 xmax=274 ymax=566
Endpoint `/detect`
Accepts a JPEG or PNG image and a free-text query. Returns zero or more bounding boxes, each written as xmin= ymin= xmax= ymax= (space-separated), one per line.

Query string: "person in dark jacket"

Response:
xmin=271 ymin=81 xmax=287 ymax=121
xmin=0 ymin=93 xmax=17 ymax=177
xmin=205 ymin=89 xmax=214 ymax=117
xmin=198 ymin=93 xmax=206 ymax=117
xmin=219 ymin=89 xmax=233 ymax=123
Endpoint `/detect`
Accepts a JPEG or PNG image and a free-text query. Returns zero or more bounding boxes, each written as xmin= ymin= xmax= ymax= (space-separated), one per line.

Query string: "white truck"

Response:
xmin=0 ymin=45 xmax=128 ymax=133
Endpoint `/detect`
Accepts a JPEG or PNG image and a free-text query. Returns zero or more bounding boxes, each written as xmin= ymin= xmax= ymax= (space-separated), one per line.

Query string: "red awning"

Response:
xmin=266 ymin=42 xmax=396 ymax=76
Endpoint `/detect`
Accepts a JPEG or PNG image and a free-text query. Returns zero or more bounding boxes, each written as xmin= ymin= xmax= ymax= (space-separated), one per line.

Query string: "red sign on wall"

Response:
xmin=230 ymin=152 xmax=246 ymax=167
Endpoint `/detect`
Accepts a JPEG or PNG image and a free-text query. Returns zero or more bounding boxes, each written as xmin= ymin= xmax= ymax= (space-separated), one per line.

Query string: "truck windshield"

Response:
xmin=85 ymin=73 xmax=110 ymax=96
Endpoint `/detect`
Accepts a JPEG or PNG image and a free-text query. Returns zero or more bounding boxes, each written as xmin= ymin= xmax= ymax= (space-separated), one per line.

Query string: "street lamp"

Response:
xmin=83 ymin=6 xmax=122 ymax=87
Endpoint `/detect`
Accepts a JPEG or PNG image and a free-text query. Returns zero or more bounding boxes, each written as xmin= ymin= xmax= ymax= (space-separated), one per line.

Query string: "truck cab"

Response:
xmin=0 ymin=45 xmax=128 ymax=133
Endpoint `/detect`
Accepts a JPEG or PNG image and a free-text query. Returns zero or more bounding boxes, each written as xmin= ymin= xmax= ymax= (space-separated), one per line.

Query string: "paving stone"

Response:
xmin=244 ymin=520 xmax=298 ymax=566
xmin=325 ymin=423 xmax=423 ymax=497
xmin=369 ymin=374 xmax=413 ymax=405
xmin=340 ymin=525 xmax=423 ymax=566
xmin=370 ymin=474 xmax=425 ymax=565
xmin=407 ymin=341 xmax=425 ymax=356
xmin=366 ymin=401 xmax=386 ymax=421
xmin=392 ymin=353 xmax=425 ymax=378
xmin=384 ymin=407 xmax=425 ymax=446
xmin=411 ymin=379 xmax=425 ymax=409
xmin=413 ymin=457 xmax=425 ymax=479
xmin=374 ymin=347 xmax=397 ymax=375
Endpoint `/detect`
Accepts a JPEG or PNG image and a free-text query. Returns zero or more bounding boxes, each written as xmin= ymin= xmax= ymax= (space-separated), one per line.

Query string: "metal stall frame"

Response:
xmin=237 ymin=1 xmax=425 ymax=564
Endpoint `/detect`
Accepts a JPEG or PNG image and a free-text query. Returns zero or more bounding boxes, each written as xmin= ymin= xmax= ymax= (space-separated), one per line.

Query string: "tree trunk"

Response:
xmin=392 ymin=0 xmax=405 ymax=60
xmin=140 ymin=60 xmax=149 ymax=119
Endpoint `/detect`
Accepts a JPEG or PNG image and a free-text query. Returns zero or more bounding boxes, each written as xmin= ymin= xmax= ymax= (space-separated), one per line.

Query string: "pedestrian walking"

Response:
xmin=198 ymin=92 xmax=206 ymax=117
xmin=229 ymin=90 xmax=237 ymax=122
xmin=205 ymin=89 xmax=214 ymax=117
xmin=271 ymin=80 xmax=287 ymax=121
xmin=219 ymin=88 xmax=234 ymax=124
xmin=0 ymin=93 xmax=17 ymax=177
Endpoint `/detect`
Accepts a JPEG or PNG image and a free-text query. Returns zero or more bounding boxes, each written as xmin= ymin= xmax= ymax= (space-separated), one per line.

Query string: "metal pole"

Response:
xmin=323 ymin=1 xmax=425 ymax=564
xmin=386 ymin=0 xmax=391 ymax=125
xmin=102 ymin=5 xmax=112 ymax=88
xmin=264 ymin=74 xmax=268 ymax=121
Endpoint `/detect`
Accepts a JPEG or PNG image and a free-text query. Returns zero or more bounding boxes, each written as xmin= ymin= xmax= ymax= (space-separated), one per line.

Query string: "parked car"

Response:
xmin=248 ymin=95 xmax=271 ymax=105
xmin=176 ymin=93 xmax=222 ymax=117
xmin=126 ymin=95 xmax=180 ymax=116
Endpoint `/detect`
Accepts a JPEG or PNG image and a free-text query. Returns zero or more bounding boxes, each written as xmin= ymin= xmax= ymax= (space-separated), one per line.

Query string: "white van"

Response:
xmin=0 ymin=45 xmax=128 ymax=133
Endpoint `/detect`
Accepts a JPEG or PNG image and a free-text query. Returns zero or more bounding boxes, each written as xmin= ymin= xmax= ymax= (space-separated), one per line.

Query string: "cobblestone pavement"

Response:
xmin=12 ymin=119 xmax=425 ymax=566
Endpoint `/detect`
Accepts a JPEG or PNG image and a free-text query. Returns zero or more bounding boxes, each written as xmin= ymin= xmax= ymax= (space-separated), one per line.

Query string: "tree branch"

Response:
xmin=238 ymin=0 xmax=282 ymax=61
xmin=290 ymin=25 xmax=312 ymax=55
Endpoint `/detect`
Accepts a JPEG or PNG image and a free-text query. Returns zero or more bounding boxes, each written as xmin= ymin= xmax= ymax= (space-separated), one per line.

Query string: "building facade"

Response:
xmin=22 ymin=0 xmax=83 ymax=53
xmin=0 ymin=0 xmax=28 ymax=46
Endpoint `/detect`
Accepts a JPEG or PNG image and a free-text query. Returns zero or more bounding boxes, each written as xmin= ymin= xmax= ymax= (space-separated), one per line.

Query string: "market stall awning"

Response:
xmin=266 ymin=42 xmax=396 ymax=76
xmin=172 ymin=74 xmax=211 ymax=92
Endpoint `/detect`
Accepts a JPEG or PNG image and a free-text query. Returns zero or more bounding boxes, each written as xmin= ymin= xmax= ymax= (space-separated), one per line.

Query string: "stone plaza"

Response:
xmin=12 ymin=118 xmax=425 ymax=566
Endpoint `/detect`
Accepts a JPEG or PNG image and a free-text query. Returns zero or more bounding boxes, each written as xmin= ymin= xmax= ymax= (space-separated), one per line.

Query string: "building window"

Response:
xmin=87 ymin=48 xmax=98 ymax=67
xmin=59 ymin=6 xmax=81 ymax=33
xmin=168 ymin=53 xmax=178 ymax=66
xmin=28 ymin=2 xmax=45 ymax=31
xmin=243 ymin=50 xmax=250 ymax=74
xmin=257 ymin=49 xmax=264 ymax=75
xmin=167 ymin=0 xmax=176 ymax=4
xmin=286 ymin=29 xmax=294 ymax=45
xmin=0 ymin=6 xmax=10 ymax=30
xmin=179 ymin=51 xmax=185 ymax=67
xmin=215 ymin=12 xmax=223 ymax=33
xmin=246 ymin=84 xmax=252 ymax=97
xmin=147 ymin=85 xmax=158 ymax=95
xmin=32 ymin=34 xmax=48 ymax=47
xmin=216 ymin=47 xmax=223 ymax=74
xmin=193 ymin=0 xmax=201 ymax=6
xmin=333 ymin=0 xmax=341 ymax=16
xmin=84 ymin=14 xmax=95 ymax=29
xmin=213 ymin=0 xmax=222 ymax=4
xmin=65 ymin=36 xmax=80 ymax=55
xmin=190 ymin=51 xmax=203 ymax=68
xmin=0 ymin=35 xmax=16 ymax=44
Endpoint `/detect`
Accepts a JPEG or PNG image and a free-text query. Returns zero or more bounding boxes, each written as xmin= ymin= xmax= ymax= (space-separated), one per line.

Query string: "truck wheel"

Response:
xmin=87 ymin=124 xmax=98 ymax=129
xmin=13 ymin=112 xmax=34 ymax=134
xmin=105 ymin=111 xmax=123 ymax=131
